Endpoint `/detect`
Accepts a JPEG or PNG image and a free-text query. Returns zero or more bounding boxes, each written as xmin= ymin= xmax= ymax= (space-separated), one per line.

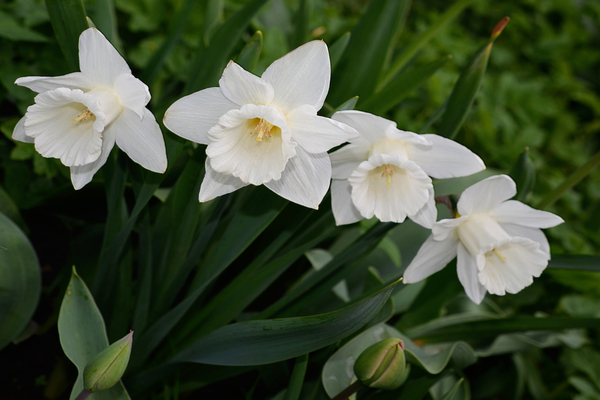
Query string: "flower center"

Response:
xmin=251 ymin=118 xmax=274 ymax=142
xmin=72 ymin=109 xmax=94 ymax=123
xmin=492 ymin=248 xmax=507 ymax=261
xmin=381 ymin=164 xmax=394 ymax=186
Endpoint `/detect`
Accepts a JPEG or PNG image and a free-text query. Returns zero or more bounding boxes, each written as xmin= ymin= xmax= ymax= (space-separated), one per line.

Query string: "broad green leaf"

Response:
xmin=509 ymin=147 xmax=535 ymax=203
xmin=436 ymin=377 xmax=465 ymax=400
xmin=328 ymin=32 xmax=350 ymax=71
xmin=547 ymin=254 xmax=600 ymax=272
xmin=560 ymin=295 xmax=600 ymax=318
xmin=57 ymin=268 xmax=130 ymax=399
xmin=321 ymin=323 xmax=476 ymax=397
xmin=203 ymin=0 xmax=223 ymax=44
xmin=563 ymin=347 xmax=600 ymax=391
xmin=172 ymin=279 xmax=400 ymax=366
xmin=290 ymin=0 xmax=310 ymax=49
xmin=379 ymin=0 xmax=472 ymax=87
xmin=236 ymin=31 xmax=263 ymax=73
xmin=46 ymin=0 xmax=90 ymax=71
xmin=392 ymin=280 xmax=426 ymax=314
xmin=283 ymin=354 xmax=308 ymax=400
xmin=0 ymin=10 xmax=49 ymax=42
xmin=361 ymin=55 xmax=451 ymax=114
xmin=185 ymin=0 xmax=269 ymax=93
xmin=436 ymin=17 xmax=509 ymax=139
xmin=0 ymin=212 xmax=40 ymax=350
xmin=476 ymin=330 xmax=587 ymax=357
xmin=328 ymin=0 xmax=410 ymax=105
xmin=93 ymin=0 xmax=120 ymax=50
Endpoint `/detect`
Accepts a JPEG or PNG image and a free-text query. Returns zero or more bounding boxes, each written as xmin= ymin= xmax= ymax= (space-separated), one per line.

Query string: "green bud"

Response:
xmin=353 ymin=338 xmax=406 ymax=390
xmin=83 ymin=331 xmax=133 ymax=392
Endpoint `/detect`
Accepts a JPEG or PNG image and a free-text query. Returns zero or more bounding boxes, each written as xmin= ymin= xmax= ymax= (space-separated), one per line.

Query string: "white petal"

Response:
xmin=332 ymin=110 xmax=394 ymax=144
xmin=432 ymin=217 xmax=466 ymax=241
xmin=219 ymin=61 xmax=274 ymax=106
xmin=457 ymin=243 xmax=487 ymax=304
xmin=457 ymin=175 xmax=516 ymax=216
xmin=265 ymin=147 xmax=331 ymax=209
xmin=24 ymin=88 xmax=105 ymax=166
xmin=70 ymin=125 xmax=116 ymax=190
xmin=79 ymin=28 xmax=131 ymax=87
xmin=113 ymin=108 xmax=167 ymax=173
xmin=386 ymin=129 xmax=431 ymax=147
xmin=476 ymin=237 xmax=548 ymax=296
xmin=330 ymin=143 xmax=371 ymax=180
xmin=199 ymin=159 xmax=249 ymax=202
xmin=114 ymin=74 xmax=150 ymax=119
xmin=403 ymin=234 xmax=458 ymax=283
xmin=287 ymin=105 xmax=359 ymax=154
xmin=163 ymin=87 xmax=237 ymax=145
xmin=207 ymin=104 xmax=295 ymax=185
xmin=409 ymin=189 xmax=437 ymax=229
xmin=349 ymin=153 xmax=433 ymax=223
xmin=500 ymin=223 xmax=550 ymax=256
xmin=15 ymin=73 xmax=93 ymax=93
xmin=489 ymin=200 xmax=564 ymax=229
xmin=12 ymin=116 xmax=33 ymax=143
xmin=408 ymin=134 xmax=485 ymax=179
xmin=261 ymin=41 xmax=330 ymax=113
xmin=331 ymin=179 xmax=363 ymax=225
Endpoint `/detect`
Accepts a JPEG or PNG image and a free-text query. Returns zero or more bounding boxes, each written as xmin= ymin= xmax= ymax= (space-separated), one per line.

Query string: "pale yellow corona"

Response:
xmin=251 ymin=119 xmax=274 ymax=141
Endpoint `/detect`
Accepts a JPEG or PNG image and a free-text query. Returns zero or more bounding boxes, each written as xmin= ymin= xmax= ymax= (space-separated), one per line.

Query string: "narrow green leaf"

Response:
xmin=547 ymin=255 xmax=600 ymax=272
xmin=45 ymin=0 xmax=90 ymax=71
xmin=0 ymin=212 xmax=40 ymax=350
xmin=172 ymin=279 xmax=400 ymax=366
xmin=379 ymin=0 xmax=472 ymax=87
xmin=93 ymin=0 xmax=120 ymax=50
xmin=284 ymin=354 xmax=309 ymax=400
xmin=509 ymin=147 xmax=535 ymax=202
xmin=185 ymin=0 xmax=269 ymax=94
xmin=236 ymin=31 xmax=263 ymax=73
xmin=440 ymin=378 xmax=464 ymax=400
xmin=437 ymin=17 xmax=510 ymax=139
xmin=361 ymin=55 xmax=451 ymax=114
xmin=328 ymin=0 xmax=410 ymax=105
xmin=290 ymin=0 xmax=311 ymax=49
xmin=58 ymin=268 xmax=130 ymax=399
xmin=203 ymin=0 xmax=223 ymax=44
xmin=329 ymin=32 xmax=350 ymax=71
xmin=0 ymin=10 xmax=49 ymax=42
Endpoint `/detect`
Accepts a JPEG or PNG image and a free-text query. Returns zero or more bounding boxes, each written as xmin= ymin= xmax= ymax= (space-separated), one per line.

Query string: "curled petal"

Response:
xmin=262 ymin=41 xmax=330 ymax=113
xmin=219 ymin=61 xmax=274 ymax=106
xmin=114 ymin=74 xmax=151 ymax=119
xmin=264 ymin=147 xmax=331 ymax=209
xmin=409 ymin=189 xmax=437 ymax=229
xmin=432 ymin=217 xmax=466 ymax=241
xmin=489 ymin=200 xmax=564 ymax=229
xmin=163 ymin=87 xmax=237 ymax=145
xmin=403 ymin=234 xmax=459 ymax=283
xmin=15 ymin=72 xmax=93 ymax=93
xmin=457 ymin=175 xmax=516 ymax=216
xmin=500 ymin=223 xmax=550 ymax=256
xmin=331 ymin=179 xmax=363 ymax=225
xmin=199 ymin=159 xmax=249 ymax=202
xmin=330 ymin=142 xmax=371 ymax=180
xmin=457 ymin=243 xmax=487 ymax=304
xmin=79 ymin=28 xmax=131 ymax=87
xmin=12 ymin=116 xmax=33 ymax=143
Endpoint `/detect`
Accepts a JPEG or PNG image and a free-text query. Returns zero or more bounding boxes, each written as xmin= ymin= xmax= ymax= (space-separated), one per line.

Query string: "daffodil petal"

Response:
xmin=408 ymin=134 xmax=485 ymax=179
xmin=261 ymin=41 xmax=330 ymax=113
xmin=409 ymin=189 xmax=437 ymax=229
xmin=114 ymin=74 xmax=150 ymax=119
xmin=70 ymin=124 xmax=116 ymax=190
xmin=349 ymin=153 xmax=432 ymax=223
xmin=287 ymin=105 xmax=359 ymax=154
xmin=432 ymin=217 xmax=466 ymax=241
xmin=207 ymin=104 xmax=295 ymax=185
xmin=264 ymin=148 xmax=331 ymax=209
xmin=331 ymin=179 xmax=363 ymax=225
xmin=330 ymin=142 xmax=371 ymax=179
xmin=79 ymin=28 xmax=131 ymax=87
xmin=24 ymin=88 xmax=105 ymax=166
xmin=219 ymin=61 xmax=274 ymax=106
xmin=402 ymin=234 xmax=458 ymax=283
xmin=15 ymin=72 xmax=93 ymax=93
xmin=199 ymin=159 xmax=249 ymax=202
xmin=489 ymin=200 xmax=564 ymax=229
xmin=332 ymin=110 xmax=394 ymax=144
xmin=457 ymin=243 xmax=487 ymax=304
xmin=163 ymin=87 xmax=237 ymax=145
xmin=499 ymin=223 xmax=550 ymax=256
xmin=12 ymin=116 xmax=33 ymax=143
xmin=113 ymin=108 xmax=167 ymax=173
xmin=457 ymin=174 xmax=516 ymax=216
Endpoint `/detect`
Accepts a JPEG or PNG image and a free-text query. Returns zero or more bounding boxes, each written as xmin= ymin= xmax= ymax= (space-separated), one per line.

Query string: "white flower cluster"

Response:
xmin=14 ymin=28 xmax=563 ymax=304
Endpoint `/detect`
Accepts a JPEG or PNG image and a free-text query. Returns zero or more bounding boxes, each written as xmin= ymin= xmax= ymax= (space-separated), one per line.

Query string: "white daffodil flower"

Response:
xmin=329 ymin=110 xmax=485 ymax=228
xmin=403 ymin=175 xmax=564 ymax=304
xmin=12 ymin=27 xmax=167 ymax=189
xmin=163 ymin=41 xmax=358 ymax=209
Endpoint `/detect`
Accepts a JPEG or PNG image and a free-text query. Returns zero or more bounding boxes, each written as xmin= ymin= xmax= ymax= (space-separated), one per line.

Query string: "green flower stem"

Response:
xmin=332 ymin=380 xmax=364 ymax=400
xmin=74 ymin=389 xmax=92 ymax=400
xmin=537 ymin=149 xmax=600 ymax=209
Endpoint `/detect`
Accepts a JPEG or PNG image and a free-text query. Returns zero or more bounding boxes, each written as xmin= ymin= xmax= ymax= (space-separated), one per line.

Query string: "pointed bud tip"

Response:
xmin=491 ymin=17 xmax=510 ymax=39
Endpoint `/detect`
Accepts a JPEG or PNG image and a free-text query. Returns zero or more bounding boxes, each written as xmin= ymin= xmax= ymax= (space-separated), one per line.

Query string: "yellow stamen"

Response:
xmin=381 ymin=164 xmax=394 ymax=186
xmin=493 ymin=248 xmax=507 ymax=261
xmin=251 ymin=119 xmax=274 ymax=141
xmin=72 ymin=109 xmax=94 ymax=123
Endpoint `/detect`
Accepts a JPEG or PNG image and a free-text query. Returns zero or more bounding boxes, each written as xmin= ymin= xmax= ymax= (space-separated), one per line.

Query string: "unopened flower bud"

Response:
xmin=83 ymin=331 xmax=133 ymax=392
xmin=353 ymin=338 xmax=406 ymax=390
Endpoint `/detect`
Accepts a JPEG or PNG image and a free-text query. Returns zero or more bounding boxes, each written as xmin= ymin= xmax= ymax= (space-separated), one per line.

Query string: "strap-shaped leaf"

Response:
xmin=172 ymin=279 xmax=400 ymax=366
xmin=45 ymin=0 xmax=90 ymax=71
